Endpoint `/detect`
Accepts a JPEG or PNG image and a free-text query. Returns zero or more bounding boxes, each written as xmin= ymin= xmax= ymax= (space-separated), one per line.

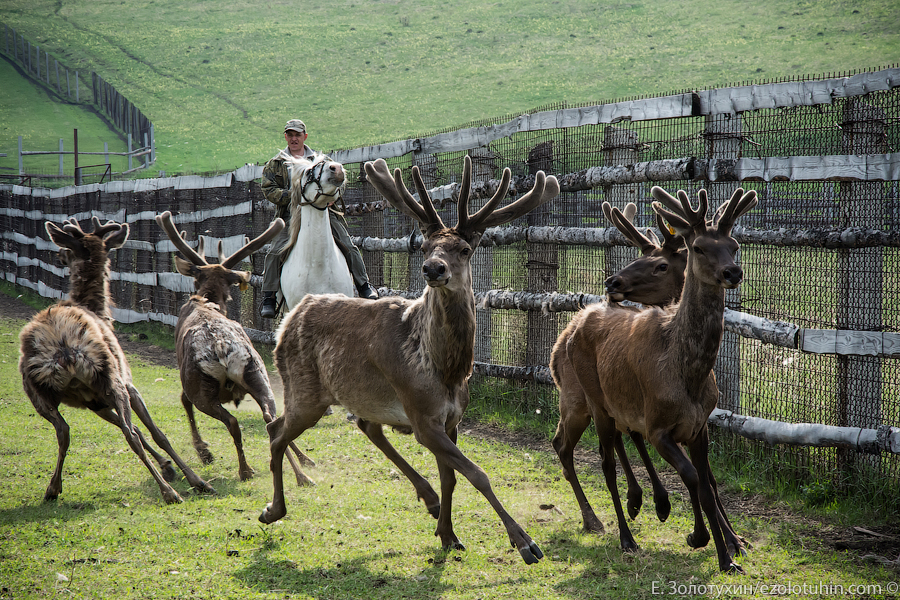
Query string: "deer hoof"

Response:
xmin=163 ymin=490 xmax=184 ymax=505
xmin=722 ymin=561 xmax=744 ymax=574
xmin=582 ymin=516 xmax=605 ymax=534
xmin=655 ymin=495 xmax=671 ymax=523
xmin=160 ymin=461 xmax=177 ymax=482
xmin=259 ymin=504 xmax=285 ymax=524
xmin=426 ymin=503 xmax=441 ymax=519
xmin=687 ymin=531 xmax=710 ymax=549
xmin=621 ymin=539 xmax=640 ymax=553
xmin=519 ymin=541 xmax=544 ymax=564
xmin=198 ymin=449 xmax=215 ymax=465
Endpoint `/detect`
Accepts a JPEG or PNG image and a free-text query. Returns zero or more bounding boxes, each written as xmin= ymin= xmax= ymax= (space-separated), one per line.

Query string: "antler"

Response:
xmin=712 ymin=188 xmax=758 ymax=235
xmin=156 ymin=211 xmax=207 ymax=266
xmin=604 ymin=202 xmax=657 ymax=253
xmin=364 ymin=159 xmax=444 ymax=236
xmin=650 ymin=186 xmax=709 ymax=235
xmin=156 ymin=211 xmax=284 ymax=269
xmin=220 ymin=218 xmax=285 ymax=269
xmin=458 ymin=155 xmax=513 ymax=233
xmin=466 ymin=166 xmax=559 ymax=232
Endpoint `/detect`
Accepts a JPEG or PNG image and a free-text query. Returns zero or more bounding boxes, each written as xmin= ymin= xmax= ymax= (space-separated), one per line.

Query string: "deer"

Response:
xmin=550 ymin=186 xmax=757 ymax=573
xmin=278 ymin=153 xmax=354 ymax=311
xmin=258 ymin=155 xmax=560 ymax=564
xmin=19 ymin=216 xmax=214 ymax=504
xmin=552 ymin=201 xmax=688 ymax=534
xmin=155 ymin=211 xmax=315 ymax=485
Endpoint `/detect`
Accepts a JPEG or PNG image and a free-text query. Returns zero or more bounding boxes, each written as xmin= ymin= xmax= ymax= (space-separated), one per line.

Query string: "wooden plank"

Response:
xmin=800 ymin=329 xmax=900 ymax=358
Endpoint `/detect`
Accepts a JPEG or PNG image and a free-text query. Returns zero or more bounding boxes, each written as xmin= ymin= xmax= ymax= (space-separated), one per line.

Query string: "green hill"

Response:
xmin=1 ymin=0 xmax=897 ymax=176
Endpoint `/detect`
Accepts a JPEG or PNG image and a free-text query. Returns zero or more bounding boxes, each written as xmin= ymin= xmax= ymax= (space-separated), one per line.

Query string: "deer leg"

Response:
xmin=595 ymin=420 xmax=639 ymax=552
xmin=613 ymin=432 xmax=645 ymax=521
xmin=414 ymin=421 xmax=543 ymax=565
xmin=126 ymin=383 xmax=216 ymax=495
xmin=551 ymin=401 xmax=605 ymax=533
xmin=628 ymin=431 xmax=671 ymax=522
xmin=93 ymin=404 xmax=184 ymax=505
xmin=686 ymin=429 xmax=743 ymax=573
xmin=244 ymin=368 xmax=316 ymax=485
xmin=698 ymin=445 xmax=745 ymax=558
xmin=197 ymin=402 xmax=255 ymax=481
xmin=93 ymin=408 xmax=176 ymax=482
xmin=27 ymin=389 xmax=69 ymax=502
xmin=259 ymin=404 xmax=328 ymax=524
xmin=650 ymin=432 xmax=710 ymax=552
xmin=356 ymin=419 xmax=440 ymax=518
xmin=181 ymin=392 xmax=214 ymax=465
xmin=433 ymin=427 xmax=463 ymax=551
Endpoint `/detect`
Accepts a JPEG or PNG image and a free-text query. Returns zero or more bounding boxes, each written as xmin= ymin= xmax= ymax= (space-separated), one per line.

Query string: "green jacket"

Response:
xmin=260 ymin=145 xmax=316 ymax=220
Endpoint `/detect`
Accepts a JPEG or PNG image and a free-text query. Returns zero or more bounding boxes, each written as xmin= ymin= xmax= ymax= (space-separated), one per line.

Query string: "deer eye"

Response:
xmin=693 ymin=245 xmax=704 ymax=255
xmin=656 ymin=263 xmax=668 ymax=272
xmin=460 ymin=247 xmax=471 ymax=257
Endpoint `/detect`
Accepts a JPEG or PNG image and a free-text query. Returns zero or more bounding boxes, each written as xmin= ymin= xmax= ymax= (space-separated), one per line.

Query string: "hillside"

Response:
xmin=1 ymin=0 xmax=898 ymax=175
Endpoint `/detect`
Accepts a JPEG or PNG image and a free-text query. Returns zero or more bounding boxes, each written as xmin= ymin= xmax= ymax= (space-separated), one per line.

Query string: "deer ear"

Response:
xmin=46 ymin=221 xmax=83 ymax=252
xmin=174 ymin=256 xmax=200 ymax=278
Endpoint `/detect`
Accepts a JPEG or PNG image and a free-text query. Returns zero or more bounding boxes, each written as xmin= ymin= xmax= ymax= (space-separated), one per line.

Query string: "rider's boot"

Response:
xmin=259 ymin=292 xmax=278 ymax=318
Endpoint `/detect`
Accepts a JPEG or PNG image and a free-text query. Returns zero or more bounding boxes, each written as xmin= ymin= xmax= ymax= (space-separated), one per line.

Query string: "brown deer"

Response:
xmin=602 ymin=202 xmax=687 ymax=305
xmin=155 ymin=211 xmax=314 ymax=485
xmin=259 ymin=156 xmax=559 ymax=564
xmin=553 ymin=201 xmax=688 ymax=532
xmin=550 ymin=186 xmax=756 ymax=573
xmin=19 ymin=217 xmax=214 ymax=504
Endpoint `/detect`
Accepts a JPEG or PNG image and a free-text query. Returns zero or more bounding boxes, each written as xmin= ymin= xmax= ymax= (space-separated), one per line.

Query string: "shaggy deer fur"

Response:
xmin=155 ymin=211 xmax=314 ymax=484
xmin=550 ymin=187 xmax=756 ymax=573
xmin=259 ymin=156 xmax=559 ymax=564
xmin=19 ymin=217 xmax=214 ymax=504
xmin=278 ymin=153 xmax=354 ymax=309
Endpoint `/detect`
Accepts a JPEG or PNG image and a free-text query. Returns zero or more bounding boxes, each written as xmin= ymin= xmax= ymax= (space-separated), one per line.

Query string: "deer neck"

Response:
xmin=668 ymin=261 xmax=725 ymax=389
xmin=418 ymin=281 xmax=477 ymax=387
xmin=67 ymin=260 xmax=113 ymax=319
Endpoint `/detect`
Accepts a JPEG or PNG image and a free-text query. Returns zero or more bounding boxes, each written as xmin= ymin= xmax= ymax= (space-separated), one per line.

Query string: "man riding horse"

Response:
xmin=259 ymin=118 xmax=378 ymax=318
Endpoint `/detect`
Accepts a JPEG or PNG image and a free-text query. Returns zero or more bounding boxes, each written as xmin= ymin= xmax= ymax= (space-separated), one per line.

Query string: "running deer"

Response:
xmin=259 ymin=156 xmax=559 ymax=564
xmin=19 ymin=216 xmax=214 ymax=504
xmin=553 ymin=201 xmax=688 ymax=532
xmin=155 ymin=211 xmax=315 ymax=485
xmin=550 ymin=187 xmax=756 ymax=573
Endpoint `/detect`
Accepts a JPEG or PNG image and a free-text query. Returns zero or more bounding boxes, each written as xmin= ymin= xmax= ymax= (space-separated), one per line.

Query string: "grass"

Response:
xmin=1 ymin=0 xmax=898 ymax=177
xmin=0 ymin=286 xmax=898 ymax=598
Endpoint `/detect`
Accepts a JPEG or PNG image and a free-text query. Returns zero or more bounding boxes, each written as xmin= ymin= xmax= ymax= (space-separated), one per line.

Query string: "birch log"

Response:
xmin=708 ymin=408 xmax=900 ymax=455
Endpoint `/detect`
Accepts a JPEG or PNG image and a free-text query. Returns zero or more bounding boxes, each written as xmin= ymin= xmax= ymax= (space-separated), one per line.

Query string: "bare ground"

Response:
xmin=3 ymin=291 xmax=898 ymax=567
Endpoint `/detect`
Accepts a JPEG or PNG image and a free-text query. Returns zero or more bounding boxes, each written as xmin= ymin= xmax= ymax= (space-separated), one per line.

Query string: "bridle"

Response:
xmin=295 ymin=157 xmax=345 ymax=211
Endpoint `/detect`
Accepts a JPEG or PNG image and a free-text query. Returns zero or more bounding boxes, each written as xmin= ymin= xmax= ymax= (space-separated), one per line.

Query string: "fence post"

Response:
xmin=18 ymin=136 xmax=23 ymax=175
xmin=837 ymin=98 xmax=885 ymax=472
xmin=66 ymin=69 xmax=70 ymax=98
xmin=602 ymin=125 xmax=641 ymax=276
xmin=127 ymin=133 xmax=133 ymax=171
xmin=55 ymin=59 xmax=60 ymax=92
xmin=104 ymin=142 xmax=109 ymax=166
xmin=143 ymin=132 xmax=150 ymax=168
xmin=149 ymin=124 xmax=155 ymax=163
xmin=45 ymin=50 xmax=49 ymax=84
xmin=58 ymin=139 xmax=64 ymax=176
xmin=705 ymin=112 xmax=743 ymax=413
xmin=35 ymin=45 xmax=39 ymax=79
xmin=75 ymin=71 xmax=79 ymax=102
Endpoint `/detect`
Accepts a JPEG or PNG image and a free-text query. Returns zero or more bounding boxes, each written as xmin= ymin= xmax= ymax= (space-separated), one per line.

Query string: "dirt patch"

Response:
xmin=3 ymin=291 xmax=898 ymax=566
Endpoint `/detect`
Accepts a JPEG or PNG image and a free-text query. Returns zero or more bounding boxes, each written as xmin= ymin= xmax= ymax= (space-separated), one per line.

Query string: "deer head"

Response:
xmin=650 ymin=186 xmax=757 ymax=289
xmin=363 ymin=156 xmax=559 ymax=290
xmin=45 ymin=216 xmax=129 ymax=317
xmin=602 ymin=201 xmax=687 ymax=305
xmin=156 ymin=211 xmax=284 ymax=308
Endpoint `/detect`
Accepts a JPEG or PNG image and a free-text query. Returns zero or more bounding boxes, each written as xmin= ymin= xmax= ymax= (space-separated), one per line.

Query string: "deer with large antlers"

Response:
xmin=553 ymin=202 xmax=688 ymax=533
xmin=550 ymin=186 xmax=756 ymax=573
xmin=155 ymin=211 xmax=314 ymax=485
xmin=259 ymin=156 xmax=559 ymax=564
xmin=19 ymin=216 xmax=214 ymax=504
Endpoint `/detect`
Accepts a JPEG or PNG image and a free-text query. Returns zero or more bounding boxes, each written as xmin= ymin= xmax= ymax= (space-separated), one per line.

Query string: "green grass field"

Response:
xmin=0 ymin=299 xmax=897 ymax=599
xmin=1 ymin=0 xmax=898 ymax=176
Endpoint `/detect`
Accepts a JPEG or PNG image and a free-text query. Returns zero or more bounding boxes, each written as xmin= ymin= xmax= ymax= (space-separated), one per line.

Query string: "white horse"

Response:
xmin=278 ymin=153 xmax=354 ymax=310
